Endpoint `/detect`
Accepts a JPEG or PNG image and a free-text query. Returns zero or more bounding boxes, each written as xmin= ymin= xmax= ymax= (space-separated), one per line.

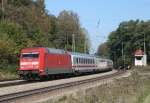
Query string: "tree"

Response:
xmin=97 ymin=42 xmax=109 ymax=57
xmin=57 ymin=10 xmax=90 ymax=52
xmin=0 ymin=0 xmax=90 ymax=73
xmin=97 ymin=20 xmax=150 ymax=68
xmin=0 ymin=20 xmax=29 ymax=64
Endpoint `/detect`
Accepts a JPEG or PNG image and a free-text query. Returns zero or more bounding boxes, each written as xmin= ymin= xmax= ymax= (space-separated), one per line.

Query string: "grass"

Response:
xmin=0 ymin=64 xmax=18 ymax=80
xmin=43 ymin=66 xmax=150 ymax=103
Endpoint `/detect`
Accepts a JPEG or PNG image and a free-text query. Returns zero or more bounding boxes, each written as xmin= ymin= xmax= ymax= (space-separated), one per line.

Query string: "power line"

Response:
xmin=144 ymin=33 xmax=146 ymax=54
xmin=97 ymin=18 xmax=100 ymax=28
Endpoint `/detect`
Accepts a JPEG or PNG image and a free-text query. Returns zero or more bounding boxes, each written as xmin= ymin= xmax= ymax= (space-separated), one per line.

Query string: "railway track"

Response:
xmin=0 ymin=70 xmax=127 ymax=103
xmin=0 ymin=71 xmax=110 ymax=88
xmin=0 ymin=80 xmax=27 ymax=88
xmin=0 ymin=79 xmax=19 ymax=82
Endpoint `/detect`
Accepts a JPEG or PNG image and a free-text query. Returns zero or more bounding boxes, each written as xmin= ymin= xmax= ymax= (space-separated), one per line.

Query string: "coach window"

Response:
xmin=83 ymin=59 xmax=84 ymax=64
xmin=77 ymin=58 xmax=78 ymax=64
xmin=73 ymin=58 xmax=75 ymax=64
xmin=81 ymin=58 xmax=83 ymax=64
xmin=74 ymin=58 xmax=76 ymax=64
xmin=82 ymin=58 xmax=84 ymax=64
xmin=76 ymin=58 xmax=77 ymax=64
xmin=76 ymin=58 xmax=78 ymax=64
xmin=79 ymin=58 xmax=80 ymax=64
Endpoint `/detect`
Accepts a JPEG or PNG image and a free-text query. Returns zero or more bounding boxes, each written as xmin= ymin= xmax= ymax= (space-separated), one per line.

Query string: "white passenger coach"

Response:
xmin=70 ymin=52 xmax=113 ymax=73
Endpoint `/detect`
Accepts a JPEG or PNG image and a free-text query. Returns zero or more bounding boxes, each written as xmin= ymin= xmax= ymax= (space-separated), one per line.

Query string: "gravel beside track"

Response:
xmin=0 ymin=70 xmax=129 ymax=103
xmin=0 ymin=79 xmax=19 ymax=82
xmin=0 ymin=80 xmax=25 ymax=88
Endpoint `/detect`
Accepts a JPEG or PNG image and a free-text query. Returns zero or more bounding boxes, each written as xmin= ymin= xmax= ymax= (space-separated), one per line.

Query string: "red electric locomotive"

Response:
xmin=19 ymin=47 xmax=72 ymax=80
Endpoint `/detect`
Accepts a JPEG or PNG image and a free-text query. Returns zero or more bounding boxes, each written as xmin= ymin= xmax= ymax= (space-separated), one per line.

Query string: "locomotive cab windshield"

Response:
xmin=21 ymin=52 xmax=39 ymax=58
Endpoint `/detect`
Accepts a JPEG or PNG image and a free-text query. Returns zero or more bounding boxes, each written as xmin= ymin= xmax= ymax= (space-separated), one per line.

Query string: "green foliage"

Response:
xmin=0 ymin=0 xmax=90 ymax=77
xmin=56 ymin=10 xmax=89 ymax=52
xmin=97 ymin=20 xmax=150 ymax=68
xmin=97 ymin=42 xmax=109 ymax=58
xmin=0 ymin=32 xmax=16 ymax=64
xmin=0 ymin=64 xmax=18 ymax=80
xmin=0 ymin=20 xmax=29 ymax=64
xmin=7 ymin=0 xmax=34 ymax=7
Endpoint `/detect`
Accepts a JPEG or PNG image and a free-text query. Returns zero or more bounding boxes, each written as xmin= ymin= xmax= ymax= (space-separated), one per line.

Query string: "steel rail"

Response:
xmin=0 ymin=79 xmax=19 ymax=82
xmin=0 ymin=70 xmax=125 ymax=102
xmin=0 ymin=80 xmax=31 ymax=88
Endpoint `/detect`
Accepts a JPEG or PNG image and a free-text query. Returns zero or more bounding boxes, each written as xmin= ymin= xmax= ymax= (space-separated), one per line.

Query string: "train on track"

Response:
xmin=18 ymin=47 xmax=113 ymax=80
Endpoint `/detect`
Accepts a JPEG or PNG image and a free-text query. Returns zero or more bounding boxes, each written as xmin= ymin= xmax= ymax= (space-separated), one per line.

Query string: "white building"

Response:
xmin=135 ymin=50 xmax=147 ymax=66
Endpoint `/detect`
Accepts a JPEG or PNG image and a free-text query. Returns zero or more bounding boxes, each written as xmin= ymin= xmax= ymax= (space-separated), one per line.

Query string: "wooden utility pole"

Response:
xmin=84 ymin=39 xmax=86 ymax=53
xmin=72 ymin=34 xmax=75 ymax=52
xmin=122 ymin=42 xmax=125 ymax=69
xmin=1 ymin=0 xmax=4 ymax=20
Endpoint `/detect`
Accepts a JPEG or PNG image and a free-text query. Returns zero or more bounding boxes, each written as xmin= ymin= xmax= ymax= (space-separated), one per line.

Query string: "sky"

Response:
xmin=45 ymin=0 xmax=150 ymax=54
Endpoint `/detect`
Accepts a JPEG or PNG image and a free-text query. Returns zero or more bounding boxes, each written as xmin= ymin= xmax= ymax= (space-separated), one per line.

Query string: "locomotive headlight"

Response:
xmin=20 ymin=62 xmax=39 ymax=65
xmin=20 ymin=61 xmax=39 ymax=69
xmin=32 ymin=62 xmax=39 ymax=69
xmin=32 ymin=62 xmax=39 ymax=65
xmin=20 ymin=62 xmax=28 ymax=65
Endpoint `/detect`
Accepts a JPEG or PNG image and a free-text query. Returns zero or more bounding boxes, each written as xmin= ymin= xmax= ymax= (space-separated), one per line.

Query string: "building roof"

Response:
xmin=135 ymin=49 xmax=144 ymax=55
